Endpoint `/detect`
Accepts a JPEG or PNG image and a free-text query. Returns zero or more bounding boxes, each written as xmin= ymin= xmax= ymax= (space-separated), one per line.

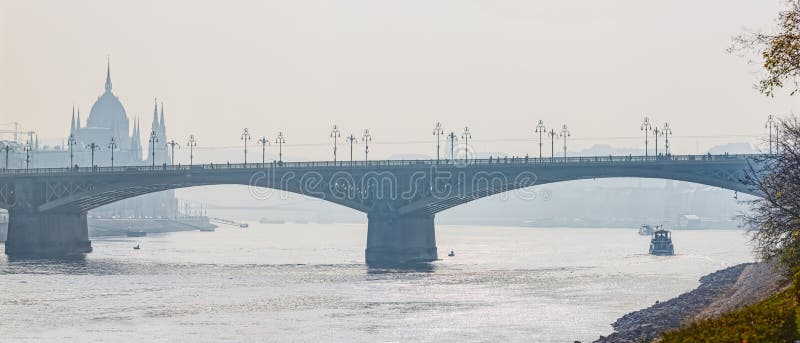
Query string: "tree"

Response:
xmin=731 ymin=1 xmax=800 ymax=96
xmin=741 ymin=116 xmax=800 ymax=270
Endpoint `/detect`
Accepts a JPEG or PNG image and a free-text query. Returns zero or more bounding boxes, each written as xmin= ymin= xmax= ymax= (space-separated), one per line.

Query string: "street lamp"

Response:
xmin=68 ymin=133 xmax=77 ymax=167
xmin=275 ymin=132 xmax=286 ymax=163
xmin=548 ymin=129 xmax=556 ymax=162
xmin=2 ymin=145 xmax=11 ymax=170
xmin=149 ymin=130 xmax=159 ymax=169
xmin=447 ymin=132 xmax=458 ymax=161
xmin=86 ymin=142 xmax=100 ymax=170
xmin=559 ymin=125 xmax=570 ymax=162
xmin=362 ymin=129 xmax=372 ymax=162
xmin=461 ymin=127 xmax=472 ymax=163
xmin=653 ymin=125 xmax=661 ymax=157
xmin=166 ymin=139 xmax=180 ymax=166
xmin=433 ymin=122 xmax=443 ymax=163
xmin=241 ymin=128 xmax=251 ymax=164
xmin=108 ymin=137 xmax=118 ymax=168
xmin=187 ymin=135 xmax=197 ymax=166
xmin=662 ymin=123 xmax=672 ymax=156
xmin=258 ymin=136 xmax=270 ymax=167
xmin=24 ymin=144 xmax=32 ymax=170
xmin=535 ymin=120 xmax=546 ymax=159
xmin=330 ymin=125 xmax=341 ymax=162
xmin=641 ymin=116 xmax=652 ymax=158
xmin=346 ymin=134 xmax=357 ymax=163
xmin=766 ymin=115 xmax=775 ymax=154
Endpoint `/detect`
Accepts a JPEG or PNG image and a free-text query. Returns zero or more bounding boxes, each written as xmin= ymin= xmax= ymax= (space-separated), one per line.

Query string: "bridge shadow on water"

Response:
xmin=365 ymin=261 xmax=438 ymax=275
xmin=0 ymin=253 xmax=137 ymax=276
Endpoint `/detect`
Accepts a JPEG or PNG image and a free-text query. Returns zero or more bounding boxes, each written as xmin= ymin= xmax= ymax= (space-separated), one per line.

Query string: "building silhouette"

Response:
xmin=5 ymin=62 xmax=178 ymax=218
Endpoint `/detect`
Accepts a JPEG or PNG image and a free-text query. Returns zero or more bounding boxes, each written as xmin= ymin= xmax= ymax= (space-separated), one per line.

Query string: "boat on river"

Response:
xmin=638 ymin=225 xmax=655 ymax=236
xmin=649 ymin=227 xmax=675 ymax=256
xmin=126 ymin=230 xmax=147 ymax=237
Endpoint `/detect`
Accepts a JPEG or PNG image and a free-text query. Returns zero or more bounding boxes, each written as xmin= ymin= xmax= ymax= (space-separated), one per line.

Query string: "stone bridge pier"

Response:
xmin=365 ymin=211 xmax=437 ymax=265
xmin=5 ymin=211 xmax=92 ymax=256
xmin=3 ymin=179 xmax=92 ymax=256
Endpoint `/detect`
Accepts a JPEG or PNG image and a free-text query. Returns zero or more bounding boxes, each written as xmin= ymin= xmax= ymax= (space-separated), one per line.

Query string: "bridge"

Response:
xmin=0 ymin=154 xmax=762 ymax=264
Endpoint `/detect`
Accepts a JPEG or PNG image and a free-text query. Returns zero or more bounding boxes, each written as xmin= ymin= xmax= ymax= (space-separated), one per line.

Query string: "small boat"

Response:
xmin=649 ymin=227 xmax=675 ymax=256
xmin=239 ymin=223 xmax=249 ymax=228
xmin=133 ymin=244 xmax=140 ymax=250
xmin=448 ymin=250 xmax=455 ymax=257
xmin=126 ymin=230 xmax=147 ymax=237
xmin=638 ymin=225 xmax=655 ymax=236
xmin=198 ymin=227 xmax=215 ymax=232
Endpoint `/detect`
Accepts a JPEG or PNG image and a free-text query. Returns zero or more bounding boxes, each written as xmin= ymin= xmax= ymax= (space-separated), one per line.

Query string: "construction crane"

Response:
xmin=0 ymin=122 xmax=36 ymax=145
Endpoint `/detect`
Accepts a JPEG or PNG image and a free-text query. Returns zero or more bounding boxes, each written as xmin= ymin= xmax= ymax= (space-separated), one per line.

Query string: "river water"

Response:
xmin=0 ymin=224 xmax=753 ymax=342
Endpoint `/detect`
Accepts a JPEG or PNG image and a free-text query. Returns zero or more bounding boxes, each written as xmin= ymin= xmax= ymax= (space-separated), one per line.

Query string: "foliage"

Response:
xmin=740 ymin=116 xmax=800 ymax=271
xmin=660 ymin=278 xmax=799 ymax=342
xmin=731 ymin=0 xmax=800 ymax=96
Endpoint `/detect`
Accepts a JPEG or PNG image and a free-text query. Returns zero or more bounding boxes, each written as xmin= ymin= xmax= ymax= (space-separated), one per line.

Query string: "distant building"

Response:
xmin=678 ymin=214 xmax=702 ymax=229
xmin=2 ymin=62 xmax=177 ymax=218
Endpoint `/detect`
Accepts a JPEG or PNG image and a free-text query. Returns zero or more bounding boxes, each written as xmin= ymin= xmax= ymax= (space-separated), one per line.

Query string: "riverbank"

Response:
xmin=88 ymin=217 xmax=217 ymax=237
xmin=0 ymin=217 xmax=216 ymax=242
xmin=595 ymin=262 xmax=787 ymax=342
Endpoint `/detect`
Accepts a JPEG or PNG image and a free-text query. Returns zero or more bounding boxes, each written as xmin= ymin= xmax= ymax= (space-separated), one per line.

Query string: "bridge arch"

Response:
xmin=397 ymin=161 xmax=760 ymax=216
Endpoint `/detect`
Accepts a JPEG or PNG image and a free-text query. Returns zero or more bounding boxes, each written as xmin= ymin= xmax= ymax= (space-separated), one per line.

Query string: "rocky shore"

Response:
xmin=594 ymin=262 xmax=786 ymax=343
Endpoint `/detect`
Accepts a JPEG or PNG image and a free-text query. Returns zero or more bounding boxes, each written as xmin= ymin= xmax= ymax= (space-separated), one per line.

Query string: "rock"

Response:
xmin=594 ymin=263 xmax=785 ymax=343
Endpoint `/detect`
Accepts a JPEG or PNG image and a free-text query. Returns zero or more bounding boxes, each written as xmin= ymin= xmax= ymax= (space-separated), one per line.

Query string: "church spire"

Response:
xmin=76 ymin=108 xmax=82 ymax=130
xmin=105 ymin=57 xmax=112 ymax=92
xmin=151 ymin=98 xmax=159 ymax=134
xmin=70 ymin=106 xmax=76 ymax=134
xmin=159 ymin=102 xmax=165 ymax=132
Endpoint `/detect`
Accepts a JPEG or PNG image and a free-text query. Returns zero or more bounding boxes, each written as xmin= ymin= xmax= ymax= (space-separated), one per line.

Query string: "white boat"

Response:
xmin=638 ymin=225 xmax=655 ymax=236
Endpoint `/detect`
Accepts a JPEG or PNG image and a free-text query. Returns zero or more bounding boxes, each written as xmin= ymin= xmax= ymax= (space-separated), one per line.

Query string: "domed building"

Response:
xmin=63 ymin=62 xmax=175 ymax=218
xmin=68 ymin=62 xmax=169 ymax=167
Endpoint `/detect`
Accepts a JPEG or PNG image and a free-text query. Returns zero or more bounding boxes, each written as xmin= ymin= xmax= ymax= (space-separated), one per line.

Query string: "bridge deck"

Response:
xmin=0 ymin=154 xmax=763 ymax=177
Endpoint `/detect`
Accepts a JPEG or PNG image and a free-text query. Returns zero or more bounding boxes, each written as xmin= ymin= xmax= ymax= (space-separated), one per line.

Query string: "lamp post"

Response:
xmin=86 ymin=142 xmax=100 ymax=170
xmin=275 ymin=132 xmax=286 ymax=163
xmin=24 ymin=144 xmax=32 ymax=170
xmin=330 ymin=125 xmax=341 ymax=162
xmin=187 ymin=135 xmax=196 ymax=166
xmin=346 ymin=134 xmax=357 ymax=163
xmin=548 ymin=129 xmax=556 ymax=162
xmin=641 ymin=116 xmax=652 ymax=158
xmin=461 ymin=127 xmax=472 ymax=163
xmin=559 ymin=125 xmax=570 ymax=162
xmin=663 ymin=123 xmax=672 ymax=156
xmin=149 ymin=130 xmax=159 ymax=170
xmin=241 ymin=128 xmax=251 ymax=165
xmin=68 ymin=133 xmax=77 ymax=167
xmin=447 ymin=132 xmax=458 ymax=161
xmin=433 ymin=122 xmax=443 ymax=163
xmin=362 ymin=129 xmax=372 ymax=161
xmin=108 ymin=137 xmax=118 ymax=168
xmin=258 ymin=136 xmax=270 ymax=167
xmin=653 ymin=125 xmax=661 ymax=157
xmin=2 ymin=145 xmax=11 ymax=170
xmin=166 ymin=139 xmax=180 ymax=166
xmin=766 ymin=115 xmax=775 ymax=154
xmin=535 ymin=120 xmax=546 ymax=159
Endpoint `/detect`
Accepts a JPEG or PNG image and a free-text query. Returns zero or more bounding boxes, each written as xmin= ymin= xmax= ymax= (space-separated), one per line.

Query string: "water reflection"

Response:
xmin=365 ymin=262 xmax=438 ymax=274
xmin=1 ymin=255 xmax=144 ymax=276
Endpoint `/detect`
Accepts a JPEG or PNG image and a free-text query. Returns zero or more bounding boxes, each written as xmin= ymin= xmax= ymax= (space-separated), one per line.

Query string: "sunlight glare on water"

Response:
xmin=0 ymin=223 xmax=753 ymax=342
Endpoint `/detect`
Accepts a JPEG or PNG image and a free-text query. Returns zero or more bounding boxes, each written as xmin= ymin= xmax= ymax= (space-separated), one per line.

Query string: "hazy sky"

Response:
xmin=2 ymin=0 xmax=799 ymax=162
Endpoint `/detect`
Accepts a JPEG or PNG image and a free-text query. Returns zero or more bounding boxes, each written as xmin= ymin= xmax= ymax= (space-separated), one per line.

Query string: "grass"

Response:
xmin=660 ymin=275 xmax=798 ymax=343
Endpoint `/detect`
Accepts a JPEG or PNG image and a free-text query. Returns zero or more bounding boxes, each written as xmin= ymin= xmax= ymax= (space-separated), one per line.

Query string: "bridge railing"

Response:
xmin=0 ymin=153 xmax=763 ymax=176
